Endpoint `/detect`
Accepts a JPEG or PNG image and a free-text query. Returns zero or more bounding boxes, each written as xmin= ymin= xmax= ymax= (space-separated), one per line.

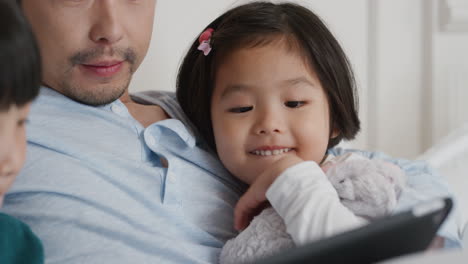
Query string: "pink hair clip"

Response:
xmin=198 ymin=28 xmax=214 ymax=56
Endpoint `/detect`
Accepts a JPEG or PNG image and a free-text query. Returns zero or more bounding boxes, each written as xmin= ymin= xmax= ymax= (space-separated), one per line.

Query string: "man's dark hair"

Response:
xmin=0 ymin=0 xmax=41 ymax=110
xmin=177 ymin=1 xmax=360 ymax=151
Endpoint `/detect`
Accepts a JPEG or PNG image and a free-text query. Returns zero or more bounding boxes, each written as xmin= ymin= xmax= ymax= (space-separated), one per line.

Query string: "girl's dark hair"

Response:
xmin=0 ymin=0 xmax=41 ymax=110
xmin=177 ymin=1 xmax=360 ymax=151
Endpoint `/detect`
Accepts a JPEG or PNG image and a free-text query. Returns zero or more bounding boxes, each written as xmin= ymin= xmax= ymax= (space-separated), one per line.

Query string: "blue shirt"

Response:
xmin=3 ymin=87 xmax=244 ymax=263
xmin=2 ymin=87 xmax=461 ymax=263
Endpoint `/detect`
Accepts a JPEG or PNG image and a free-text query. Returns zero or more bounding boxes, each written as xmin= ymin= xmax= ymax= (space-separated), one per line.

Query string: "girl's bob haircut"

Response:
xmin=177 ymin=1 xmax=360 ymax=151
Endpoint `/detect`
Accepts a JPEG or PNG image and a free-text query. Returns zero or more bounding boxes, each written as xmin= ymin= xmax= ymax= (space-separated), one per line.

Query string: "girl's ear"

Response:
xmin=330 ymin=125 xmax=340 ymax=139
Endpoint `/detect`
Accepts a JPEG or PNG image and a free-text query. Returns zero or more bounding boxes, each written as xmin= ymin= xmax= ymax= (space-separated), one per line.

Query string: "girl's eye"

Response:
xmin=228 ymin=106 xmax=253 ymax=113
xmin=285 ymin=101 xmax=306 ymax=108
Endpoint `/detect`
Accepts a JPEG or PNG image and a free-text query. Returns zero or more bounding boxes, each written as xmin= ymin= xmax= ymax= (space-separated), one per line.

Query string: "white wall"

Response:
xmin=432 ymin=0 xmax=468 ymax=144
xmin=131 ymin=0 xmax=369 ymax=95
xmin=130 ymin=0 xmax=239 ymax=92
xmin=130 ymin=0 xmax=468 ymax=159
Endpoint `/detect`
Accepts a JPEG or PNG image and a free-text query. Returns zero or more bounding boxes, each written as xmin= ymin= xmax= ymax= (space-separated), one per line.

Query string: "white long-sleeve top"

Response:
xmin=266 ymin=161 xmax=367 ymax=245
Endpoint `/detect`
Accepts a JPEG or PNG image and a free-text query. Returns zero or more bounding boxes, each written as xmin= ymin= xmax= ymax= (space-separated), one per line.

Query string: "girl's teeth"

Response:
xmin=252 ymin=148 xmax=292 ymax=156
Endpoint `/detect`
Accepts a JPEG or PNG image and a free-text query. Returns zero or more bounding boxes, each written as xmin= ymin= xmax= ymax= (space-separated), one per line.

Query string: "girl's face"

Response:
xmin=211 ymin=42 xmax=337 ymax=184
xmin=0 ymin=103 xmax=30 ymax=207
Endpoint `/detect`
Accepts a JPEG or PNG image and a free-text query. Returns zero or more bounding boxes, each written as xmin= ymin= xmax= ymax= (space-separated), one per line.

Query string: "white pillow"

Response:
xmin=418 ymin=123 xmax=468 ymax=246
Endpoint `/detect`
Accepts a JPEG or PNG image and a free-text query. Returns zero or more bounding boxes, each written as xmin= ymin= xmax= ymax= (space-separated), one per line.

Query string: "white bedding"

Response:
xmin=381 ymin=248 xmax=468 ymax=264
xmin=418 ymin=123 xmax=468 ymax=246
xmin=377 ymin=123 xmax=468 ymax=264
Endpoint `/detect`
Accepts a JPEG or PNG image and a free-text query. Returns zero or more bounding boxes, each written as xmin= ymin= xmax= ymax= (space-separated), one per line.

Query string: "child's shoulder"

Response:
xmin=0 ymin=213 xmax=44 ymax=264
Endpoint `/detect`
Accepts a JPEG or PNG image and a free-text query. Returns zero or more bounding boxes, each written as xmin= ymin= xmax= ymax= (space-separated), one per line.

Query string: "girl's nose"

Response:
xmin=254 ymin=111 xmax=284 ymax=135
xmin=257 ymin=127 xmax=281 ymax=135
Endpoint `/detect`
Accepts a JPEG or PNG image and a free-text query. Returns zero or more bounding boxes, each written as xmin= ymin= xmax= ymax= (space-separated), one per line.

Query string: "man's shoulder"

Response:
xmin=131 ymin=90 xmax=198 ymax=134
xmin=131 ymin=90 xmax=181 ymax=117
xmin=131 ymin=90 xmax=176 ymax=105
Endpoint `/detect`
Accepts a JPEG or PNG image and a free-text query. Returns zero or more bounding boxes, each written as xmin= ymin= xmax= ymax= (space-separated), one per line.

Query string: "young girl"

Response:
xmin=0 ymin=0 xmax=43 ymax=262
xmin=178 ymin=0 xmax=362 ymax=234
xmin=176 ymin=1 xmax=455 ymax=262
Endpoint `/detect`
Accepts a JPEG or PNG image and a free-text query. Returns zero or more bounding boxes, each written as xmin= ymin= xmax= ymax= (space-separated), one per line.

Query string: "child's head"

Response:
xmin=0 ymin=0 xmax=41 ymax=206
xmin=177 ymin=1 xmax=360 ymax=183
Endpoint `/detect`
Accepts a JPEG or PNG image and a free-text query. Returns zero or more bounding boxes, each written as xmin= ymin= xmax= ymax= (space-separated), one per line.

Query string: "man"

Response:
xmin=3 ymin=0 xmax=461 ymax=263
xmin=4 ymin=1 xmax=244 ymax=263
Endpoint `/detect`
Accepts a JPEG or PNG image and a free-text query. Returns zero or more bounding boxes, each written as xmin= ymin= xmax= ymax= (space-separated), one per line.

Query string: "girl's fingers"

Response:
xmin=233 ymin=157 xmax=303 ymax=230
xmin=234 ymin=183 xmax=270 ymax=230
xmin=234 ymin=188 xmax=260 ymax=230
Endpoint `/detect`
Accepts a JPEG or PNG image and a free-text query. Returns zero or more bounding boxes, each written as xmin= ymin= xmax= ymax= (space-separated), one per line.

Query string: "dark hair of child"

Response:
xmin=177 ymin=1 xmax=360 ymax=152
xmin=0 ymin=0 xmax=41 ymax=110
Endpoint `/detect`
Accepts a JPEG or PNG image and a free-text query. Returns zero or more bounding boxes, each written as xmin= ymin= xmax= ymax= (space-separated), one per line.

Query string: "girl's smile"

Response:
xmin=249 ymin=147 xmax=294 ymax=157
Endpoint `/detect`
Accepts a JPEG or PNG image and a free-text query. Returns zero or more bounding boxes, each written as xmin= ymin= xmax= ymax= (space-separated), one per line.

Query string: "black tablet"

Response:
xmin=255 ymin=197 xmax=453 ymax=264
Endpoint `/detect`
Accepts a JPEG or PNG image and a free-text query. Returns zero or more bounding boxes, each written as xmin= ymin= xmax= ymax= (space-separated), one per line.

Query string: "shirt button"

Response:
xmin=147 ymin=136 xmax=156 ymax=148
xmin=167 ymin=175 xmax=175 ymax=183
xmin=111 ymin=104 xmax=126 ymax=116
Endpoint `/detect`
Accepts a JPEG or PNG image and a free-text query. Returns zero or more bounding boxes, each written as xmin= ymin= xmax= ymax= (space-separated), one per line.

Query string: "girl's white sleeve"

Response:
xmin=265 ymin=161 xmax=367 ymax=245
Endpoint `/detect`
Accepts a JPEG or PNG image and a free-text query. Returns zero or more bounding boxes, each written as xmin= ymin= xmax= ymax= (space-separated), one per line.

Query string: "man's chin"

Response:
xmin=59 ymin=80 xmax=130 ymax=106
xmin=60 ymin=83 xmax=128 ymax=106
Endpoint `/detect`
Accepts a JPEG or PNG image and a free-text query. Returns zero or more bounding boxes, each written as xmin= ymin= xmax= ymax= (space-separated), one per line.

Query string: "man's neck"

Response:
xmin=119 ymin=90 xmax=133 ymax=104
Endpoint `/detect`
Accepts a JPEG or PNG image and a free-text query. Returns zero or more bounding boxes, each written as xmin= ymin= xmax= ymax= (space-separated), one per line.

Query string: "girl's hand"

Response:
xmin=428 ymin=236 xmax=445 ymax=249
xmin=234 ymin=156 xmax=304 ymax=231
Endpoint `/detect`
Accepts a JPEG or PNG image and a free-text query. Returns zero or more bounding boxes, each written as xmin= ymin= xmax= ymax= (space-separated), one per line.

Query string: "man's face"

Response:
xmin=21 ymin=0 xmax=156 ymax=106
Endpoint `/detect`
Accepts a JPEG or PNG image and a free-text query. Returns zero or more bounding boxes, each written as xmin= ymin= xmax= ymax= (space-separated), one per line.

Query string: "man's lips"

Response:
xmin=80 ymin=61 xmax=124 ymax=78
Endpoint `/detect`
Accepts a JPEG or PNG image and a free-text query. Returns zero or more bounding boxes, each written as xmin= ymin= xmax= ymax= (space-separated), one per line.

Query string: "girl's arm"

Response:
xmin=235 ymin=157 xmax=367 ymax=245
xmin=266 ymin=161 xmax=367 ymax=245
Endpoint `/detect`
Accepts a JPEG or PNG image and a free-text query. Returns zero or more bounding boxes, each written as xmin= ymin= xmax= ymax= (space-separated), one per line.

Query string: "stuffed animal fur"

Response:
xmin=322 ymin=153 xmax=406 ymax=220
xmin=219 ymin=153 xmax=406 ymax=264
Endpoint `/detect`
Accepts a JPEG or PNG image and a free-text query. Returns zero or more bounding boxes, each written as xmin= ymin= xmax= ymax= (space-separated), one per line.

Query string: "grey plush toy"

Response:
xmin=219 ymin=153 xmax=406 ymax=264
xmin=322 ymin=152 xmax=406 ymax=220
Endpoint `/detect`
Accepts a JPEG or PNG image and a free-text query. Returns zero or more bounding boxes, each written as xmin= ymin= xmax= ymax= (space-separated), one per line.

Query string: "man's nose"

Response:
xmin=89 ymin=0 xmax=124 ymax=45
